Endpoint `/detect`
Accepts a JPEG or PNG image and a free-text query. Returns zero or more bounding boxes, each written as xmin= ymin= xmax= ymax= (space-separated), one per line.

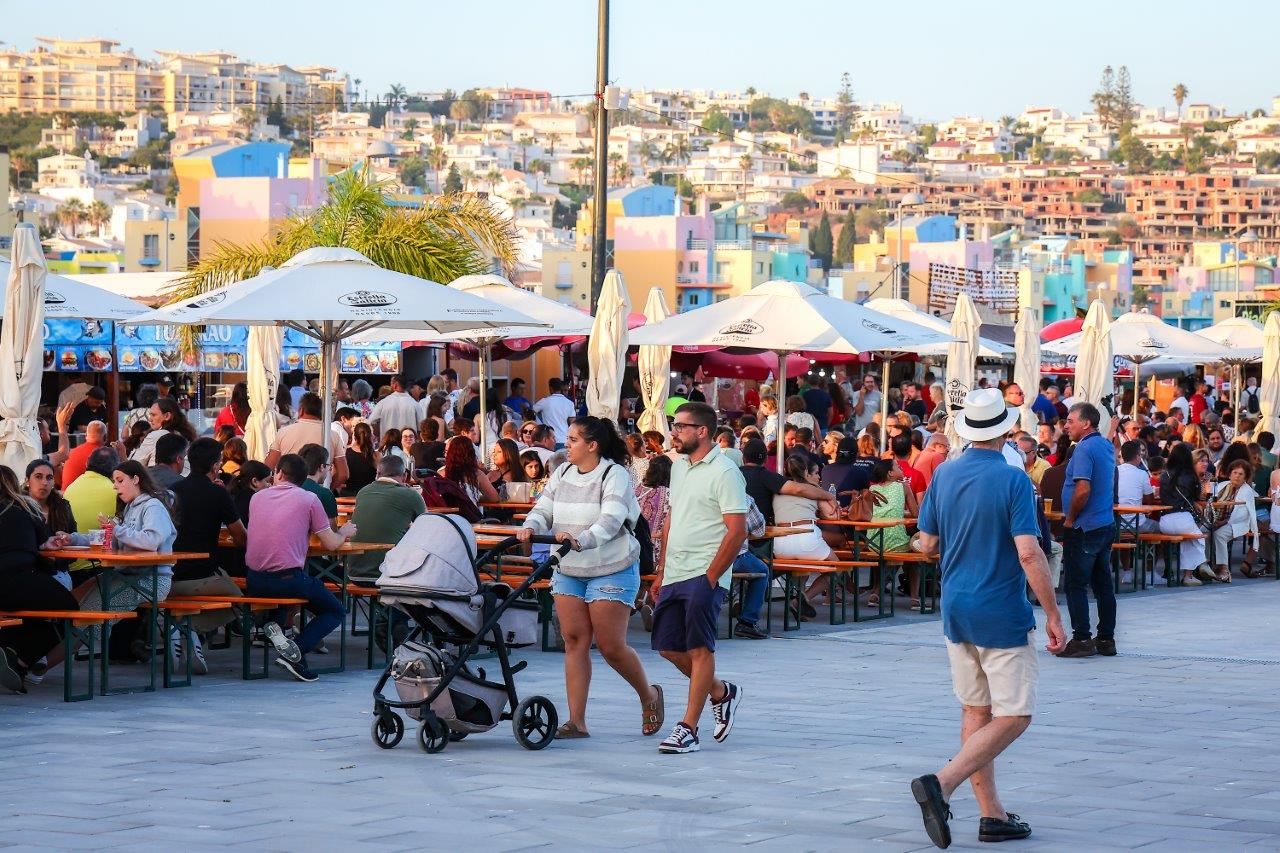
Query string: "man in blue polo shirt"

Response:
xmin=909 ymin=388 xmax=1064 ymax=849
xmin=1058 ymin=401 xmax=1117 ymax=659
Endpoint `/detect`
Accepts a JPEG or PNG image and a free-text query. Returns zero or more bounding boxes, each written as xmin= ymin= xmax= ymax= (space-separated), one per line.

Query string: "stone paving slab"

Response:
xmin=1 ymin=581 xmax=1278 ymax=850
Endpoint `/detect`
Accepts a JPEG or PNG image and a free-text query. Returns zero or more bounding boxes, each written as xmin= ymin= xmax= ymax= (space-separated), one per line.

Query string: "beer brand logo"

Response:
xmin=186 ymin=291 xmax=227 ymax=309
xmin=339 ymin=290 xmax=398 ymax=308
xmin=718 ymin=320 xmax=763 ymax=336
xmin=1136 ymin=337 xmax=1166 ymax=349
xmin=43 ymin=290 xmax=66 ymax=305
xmin=861 ymin=318 xmax=898 ymax=335
xmin=946 ymin=377 xmax=969 ymax=408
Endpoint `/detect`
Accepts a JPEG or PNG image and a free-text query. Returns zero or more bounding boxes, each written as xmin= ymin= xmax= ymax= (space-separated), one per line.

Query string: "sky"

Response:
xmin=7 ymin=0 xmax=1279 ymax=120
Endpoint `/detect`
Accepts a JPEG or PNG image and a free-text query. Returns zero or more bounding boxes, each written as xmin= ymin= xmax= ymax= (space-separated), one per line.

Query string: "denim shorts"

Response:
xmin=551 ymin=563 xmax=640 ymax=605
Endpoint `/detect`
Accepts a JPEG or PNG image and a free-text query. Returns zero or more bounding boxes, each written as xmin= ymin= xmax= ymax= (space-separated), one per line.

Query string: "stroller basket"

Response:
xmin=391 ymin=640 xmax=507 ymax=732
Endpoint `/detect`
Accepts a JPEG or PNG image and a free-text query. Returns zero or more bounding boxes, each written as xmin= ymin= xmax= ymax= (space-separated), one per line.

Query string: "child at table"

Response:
xmin=521 ymin=450 xmax=548 ymax=502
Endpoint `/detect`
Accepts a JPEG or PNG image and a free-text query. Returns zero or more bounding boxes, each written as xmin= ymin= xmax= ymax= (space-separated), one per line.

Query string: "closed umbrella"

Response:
xmin=1255 ymin=312 xmax=1280 ymax=439
xmin=1014 ymin=307 xmax=1041 ymax=432
xmin=944 ymin=292 xmax=982 ymax=456
xmin=1197 ymin=317 xmax=1264 ymax=428
xmin=636 ymin=287 xmax=671 ymax=444
xmin=630 ymin=279 xmax=952 ymax=471
xmin=244 ymin=324 xmax=282 ymax=462
xmin=587 ymin=270 xmax=630 ymax=422
xmin=1072 ymin=299 xmax=1114 ymax=436
xmin=0 ymin=224 xmax=46 ymax=472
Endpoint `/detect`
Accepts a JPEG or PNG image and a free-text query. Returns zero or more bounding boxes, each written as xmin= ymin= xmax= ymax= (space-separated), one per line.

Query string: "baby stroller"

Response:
xmin=369 ymin=513 xmax=570 ymax=754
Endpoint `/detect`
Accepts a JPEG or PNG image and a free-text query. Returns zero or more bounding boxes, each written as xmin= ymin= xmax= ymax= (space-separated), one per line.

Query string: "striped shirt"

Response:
xmin=522 ymin=461 xmax=640 ymax=578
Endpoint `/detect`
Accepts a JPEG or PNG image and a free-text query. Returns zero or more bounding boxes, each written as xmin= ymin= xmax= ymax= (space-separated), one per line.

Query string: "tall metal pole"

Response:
xmin=589 ymin=0 xmax=610 ymax=314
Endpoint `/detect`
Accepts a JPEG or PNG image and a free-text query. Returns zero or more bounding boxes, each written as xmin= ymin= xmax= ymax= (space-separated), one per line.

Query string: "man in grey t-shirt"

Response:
xmin=849 ymin=374 xmax=882 ymax=432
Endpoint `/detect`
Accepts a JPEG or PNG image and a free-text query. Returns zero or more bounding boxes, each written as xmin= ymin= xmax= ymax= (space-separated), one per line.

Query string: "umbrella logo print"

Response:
xmin=339 ymin=290 xmax=398 ymax=308
xmin=186 ymin=291 xmax=228 ymax=308
xmin=1136 ymin=337 xmax=1167 ymax=349
xmin=860 ymin=318 xmax=898 ymax=336
xmin=718 ymin=320 xmax=763 ymax=336
xmin=43 ymin=290 xmax=66 ymax=305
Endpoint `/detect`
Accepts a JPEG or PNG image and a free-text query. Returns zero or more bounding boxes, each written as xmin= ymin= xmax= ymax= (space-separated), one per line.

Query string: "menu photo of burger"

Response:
xmin=59 ymin=349 xmax=79 ymax=371
xmin=342 ymin=352 xmax=359 ymax=373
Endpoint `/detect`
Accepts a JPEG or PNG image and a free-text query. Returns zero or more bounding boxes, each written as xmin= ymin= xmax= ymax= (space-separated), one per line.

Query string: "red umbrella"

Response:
xmin=1041 ymin=317 xmax=1083 ymax=342
xmin=668 ymin=349 xmax=813 ymax=380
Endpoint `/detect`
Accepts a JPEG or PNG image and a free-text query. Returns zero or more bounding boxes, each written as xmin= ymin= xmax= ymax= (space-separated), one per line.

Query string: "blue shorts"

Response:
xmin=651 ymin=575 xmax=727 ymax=653
xmin=551 ymin=563 xmax=640 ymax=605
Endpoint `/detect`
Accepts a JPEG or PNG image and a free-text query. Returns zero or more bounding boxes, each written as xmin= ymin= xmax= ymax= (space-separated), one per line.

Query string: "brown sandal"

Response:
xmin=642 ymin=684 xmax=664 ymax=736
xmin=555 ymin=721 xmax=590 ymax=739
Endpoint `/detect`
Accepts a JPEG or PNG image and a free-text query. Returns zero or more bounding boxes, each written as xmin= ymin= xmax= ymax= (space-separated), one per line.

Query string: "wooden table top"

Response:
xmin=478 ymin=500 xmax=537 ymax=510
xmin=215 ymin=531 xmax=392 ymax=556
xmin=42 ymin=548 xmax=209 ymax=564
xmin=1114 ymin=505 xmax=1173 ymax=514
xmin=817 ymin=518 xmax=913 ymax=529
xmin=471 ymin=523 xmax=814 ymax=541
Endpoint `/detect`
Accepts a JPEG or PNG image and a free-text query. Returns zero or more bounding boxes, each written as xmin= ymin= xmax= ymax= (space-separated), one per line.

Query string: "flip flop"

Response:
xmin=642 ymin=684 xmax=664 ymax=736
xmin=555 ymin=721 xmax=591 ymax=739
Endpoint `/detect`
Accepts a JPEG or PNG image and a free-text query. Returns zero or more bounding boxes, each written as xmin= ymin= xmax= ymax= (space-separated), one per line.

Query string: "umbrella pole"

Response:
xmin=1132 ymin=360 xmax=1140 ymax=420
xmin=479 ymin=345 xmax=489 ymax=460
xmin=880 ymin=354 xmax=891 ymax=455
xmin=320 ymin=321 xmax=335 ymax=482
xmin=776 ymin=350 xmax=787 ymax=473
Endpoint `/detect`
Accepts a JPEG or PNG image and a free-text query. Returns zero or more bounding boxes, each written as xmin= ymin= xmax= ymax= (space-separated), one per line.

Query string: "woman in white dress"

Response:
xmin=772 ymin=452 xmax=840 ymax=618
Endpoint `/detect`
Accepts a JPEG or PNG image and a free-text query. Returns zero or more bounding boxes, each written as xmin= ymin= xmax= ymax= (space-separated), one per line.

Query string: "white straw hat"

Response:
xmin=953 ymin=388 xmax=1019 ymax=442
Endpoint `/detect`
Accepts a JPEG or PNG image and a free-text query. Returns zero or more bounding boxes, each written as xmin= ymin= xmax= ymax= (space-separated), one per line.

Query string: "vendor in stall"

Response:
xmin=67 ymin=387 xmax=108 ymax=434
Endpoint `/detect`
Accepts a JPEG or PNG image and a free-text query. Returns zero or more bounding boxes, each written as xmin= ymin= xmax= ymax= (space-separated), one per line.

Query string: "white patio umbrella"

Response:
xmin=587 ymin=269 xmax=631 ymax=422
xmin=0 ymin=224 xmax=47 ymax=472
xmin=1196 ymin=317 xmax=1264 ymax=427
xmin=864 ymin=297 xmax=1013 ymax=359
xmin=126 ymin=247 xmax=543 ymax=455
xmin=943 ymin=292 xmax=982 ymax=456
xmin=630 ymin=279 xmax=953 ymax=471
xmin=1013 ymin=307 xmax=1041 ymax=432
xmin=1255 ymin=312 xmax=1280 ymax=440
xmin=1045 ymin=308 xmax=1221 ymax=419
xmin=352 ymin=272 xmax=594 ymax=453
xmin=636 ymin=287 xmax=672 ymax=445
xmin=244 ymin=324 xmax=282 ymax=462
xmin=1069 ymin=299 xmax=1114 ymax=435
xmin=0 ymin=256 xmax=149 ymax=322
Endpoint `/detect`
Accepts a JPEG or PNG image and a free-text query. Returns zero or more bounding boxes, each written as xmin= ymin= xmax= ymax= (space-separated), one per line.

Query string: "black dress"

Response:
xmin=0 ymin=501 xmax=79 ymax=671
xmin=343 ymin=448 xmax=378 ymax=496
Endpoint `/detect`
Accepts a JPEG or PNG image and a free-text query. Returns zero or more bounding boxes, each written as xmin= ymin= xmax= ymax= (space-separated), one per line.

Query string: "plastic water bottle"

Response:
xmin=828 ymin=485 xmax=838 ymax=497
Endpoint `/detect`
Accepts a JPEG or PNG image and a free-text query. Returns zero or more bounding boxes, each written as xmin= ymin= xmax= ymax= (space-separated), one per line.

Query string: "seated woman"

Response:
xmin=439 ymin=436 xmax=500 ymax=509
xmin=343 ymin=422 xmax=379 ymax=496
xmin=521 ymin=451 xmax=549 ymax=501
xmin=867 ymin=460 xmax=920 ymax=608
xmin=1212 ymin=459 xmax=1259 ymax=581
xmin=0 ymin=465 xmax=80 ymax=693
xmin=486 ymin=438 xmax=528 ymax=494
xmin=1159 ymin=443 xmax=1211 ymax=586
xmin=219 ymin=437 xmax=247 ymax=484
xmin=54 ymin=461 xmax=177 ymax=663
xmin=410 ymin=419 xmax=446 ymax=477
xmin=784 ymin=395 xmax=818 ymax=436
xmin=772 ymin=453 xmax=840 ymax=619
xmin=230 ymin=460 xmax=273 ymax=526
xmin=23 ymin=459 xmax=77 ymax=590
xmin=378 ymin=428 xmax=409 ymax=469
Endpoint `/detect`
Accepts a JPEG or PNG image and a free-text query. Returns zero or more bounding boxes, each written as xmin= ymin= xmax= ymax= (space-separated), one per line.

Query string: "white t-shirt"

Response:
xmin=1117 ymin=462 xmax=1154 ymax=507
xmin=1170 ymin=396 xmax=1190 ymax=420
xmin=533 ymin=393 xmax=576 ymax=445
xmin=849 ymin=389 xmax=882 ymax=431
xmin=368 ymin=391 xmax=420 ymax=435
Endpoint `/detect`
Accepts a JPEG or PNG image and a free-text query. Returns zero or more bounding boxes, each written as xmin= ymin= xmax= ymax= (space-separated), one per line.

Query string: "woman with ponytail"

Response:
xmin=518 ymin=416 xmax=664 ymax=740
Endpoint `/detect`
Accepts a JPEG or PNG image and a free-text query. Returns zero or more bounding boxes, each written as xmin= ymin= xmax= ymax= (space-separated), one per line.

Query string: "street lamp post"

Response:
xmin=1231 ymin=227 xmax=1258 ymax=423
xmin=895 ymin=191 xmax=925 ymax=301
xmin=1232 ymin=228 xmax=1258 ymax=317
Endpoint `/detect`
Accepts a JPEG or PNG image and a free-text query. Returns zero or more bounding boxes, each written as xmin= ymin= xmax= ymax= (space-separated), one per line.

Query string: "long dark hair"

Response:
xmin=378 ymin=428 xmax=403 ymax=454
xmin=123 ymin=420 xmax=151 ymax=454
xmin=0 ymin=464 xmax=41 ymax=522
xmin=112 ymin=459 xmax=176 ymax=521
xmin=571 ymin=416 xmax=629 ymax=466
xmin=153 ymin=396 xmax=196 ymax=441
xmin=784 ymin=452 xmax=817 ymax=483
xmin=1165 ymin=442 xmax=1195 ymax=481
xmin=23 ymin=458 xmax=74 ymax=531
xmin=1216 ymin=442 xmax=1251 ymax=480
xmin=231 ymin=460 xmax=272 ymax=495
xmin=229 ymin=381 xmax=250 ymax=424
xmin=350 ymin=422 xmax=376 ymax=467
xmin=642 ymin=454 xmax=672 ymax=488
xmin=492 ymin=438 xmax=526 ymax=481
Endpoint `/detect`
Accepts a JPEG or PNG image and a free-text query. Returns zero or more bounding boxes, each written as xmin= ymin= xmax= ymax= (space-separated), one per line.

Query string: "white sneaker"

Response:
xmin=711 ymin=681 xmax=742 ymax=743
xmin=187 ymin=631 xmax=208 ymax=675
xmin=264 ymin=622 xmax=302 ymax=664
xmin=658 ymin=722 xmax=700 ymax=754
xmin=1183 ymin=576 xmax=1203 ymax=586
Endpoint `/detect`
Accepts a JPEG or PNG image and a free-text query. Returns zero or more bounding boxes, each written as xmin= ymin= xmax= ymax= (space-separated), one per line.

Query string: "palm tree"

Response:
xmin=386 ymin=83 xmax=407 ymax=110
xmin=546 ymin=132 xmax=561 ymax=158
xmin=426 ymin=145 xmax=449 ymax=191
xmin=1173 ymin=83 xmax=1188 ymax=120
xmin=57 ymin=198 xmax=85 ymax=236
xmin=236 ymin=106 xmax=258 ymax=140
xmin=402 ymin=117 xmax=419 ymax=141
xmin=664 ymin=136 xmax=691 ymax=171
xmin=161 ymin=166 xmax=518 ymax=350
xmin=86 ymin=200 xmax=111 ymax=236
xmin=608 ymin=151 xmax=626 ymax=186
xmin=570 ymin=156 xmax=592 ymax=186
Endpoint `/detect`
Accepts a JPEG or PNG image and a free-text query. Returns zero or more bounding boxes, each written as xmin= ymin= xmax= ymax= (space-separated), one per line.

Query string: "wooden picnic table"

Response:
xmin=478 ymin=500 xmax=537 ymax=511
xmin=42 ymin=548 xmax=210 ymax=564
xmin=472 ymin=522 xmax=813 ymax=541
xmin=1114 ymin=505 xmax=1172 ymax=514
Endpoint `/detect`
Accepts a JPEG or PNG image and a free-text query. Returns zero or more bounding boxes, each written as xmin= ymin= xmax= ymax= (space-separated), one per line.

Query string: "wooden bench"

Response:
xmin=152 ymin=601 xmax=233 ymax=688
xmin=166 ymin=595 xmax=308 ymax=680
xmin=770 ymin=559 xmax=879 ymax=629
xmin=0 ymin=618 xmax=20 ymax=629
xmin=882 ymin=551 xmax=941 ymax=614
xmin=0 ymin=610 xmax=137 ymax=702
xmin=1137 ymin=532 xmax=1204 ymax=586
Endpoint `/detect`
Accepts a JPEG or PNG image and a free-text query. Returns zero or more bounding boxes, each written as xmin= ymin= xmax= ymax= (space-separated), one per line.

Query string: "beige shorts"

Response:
xmin=944 ymin=631 xmax=1039 ymax=717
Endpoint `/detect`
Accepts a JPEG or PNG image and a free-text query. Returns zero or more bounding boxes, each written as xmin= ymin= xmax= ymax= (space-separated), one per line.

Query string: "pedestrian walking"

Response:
xmin=1058 ymin=401 xmax=1117 ymax=657
xmin=651 ymin=402 xmax=748 ymax=754
xmin=910 ymin=389 xmax=1065 ymax=848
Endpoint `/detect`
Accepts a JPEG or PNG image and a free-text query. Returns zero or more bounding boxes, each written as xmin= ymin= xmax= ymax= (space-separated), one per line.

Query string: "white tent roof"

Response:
xmin=863 ymin=298 xmax=1013 ymax=359
xmin=0 ymin=263 xmax=148 ymax=321
xmin=1043 ymin=309 xmax=1223 ymax=363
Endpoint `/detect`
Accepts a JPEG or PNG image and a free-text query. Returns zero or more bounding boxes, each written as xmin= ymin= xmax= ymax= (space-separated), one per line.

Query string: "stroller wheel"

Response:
xmin=371 ymin=713 xmax=404 ymax=749
xmin=513 ymin=695 xmax=558 ymax=751
xmin=418 ymin=717 xmax=449 ymax=754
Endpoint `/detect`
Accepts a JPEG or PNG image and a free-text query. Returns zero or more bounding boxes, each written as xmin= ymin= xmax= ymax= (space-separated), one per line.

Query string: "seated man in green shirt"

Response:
xmin=298 ymin=443 xmax=339 ymax=526
xmin=349 ymin=454 xmax=427 ymax=579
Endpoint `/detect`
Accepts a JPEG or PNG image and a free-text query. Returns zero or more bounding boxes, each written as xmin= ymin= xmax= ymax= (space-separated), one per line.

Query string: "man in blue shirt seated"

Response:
xmin=909 ymin=388 xmax=1065 ymax=849
xmin=1058 ymin=401 xmax=1117 ymax=658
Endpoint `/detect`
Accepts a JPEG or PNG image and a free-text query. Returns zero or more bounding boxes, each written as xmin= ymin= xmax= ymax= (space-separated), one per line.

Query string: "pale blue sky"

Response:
xmin=8 ymin=0 xmax=1278 ymax=119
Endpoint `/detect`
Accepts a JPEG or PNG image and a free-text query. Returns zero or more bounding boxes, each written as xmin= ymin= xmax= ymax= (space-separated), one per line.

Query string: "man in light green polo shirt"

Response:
xmin=652 ymin=401 xmax=747 ymax=755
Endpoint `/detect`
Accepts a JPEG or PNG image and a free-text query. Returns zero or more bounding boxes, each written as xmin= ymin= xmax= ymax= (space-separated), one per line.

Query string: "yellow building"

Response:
xmin=122 ymin=217 xmax=182 ymax=273
xmin=0 ymin=150 xmax=14 ymax=239
xmin=541 ymin=246 xmax=592 ymax=309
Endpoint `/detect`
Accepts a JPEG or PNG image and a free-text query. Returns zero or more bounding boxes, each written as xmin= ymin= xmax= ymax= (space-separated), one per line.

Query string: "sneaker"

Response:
xmin=711 ymin=681 xmax=742 ymax=743
xmin=1094 ymin=638 xmax=1117 ymax=657
xmin=24 ymin=657 xmax=47 ymax=685
xmin=273 ymin=656 xmax=318 ymax=682
xmin=1183 ymin=576 xmax=1203 ymax=586
xmin=1056 ymin=637 xmax=1096 ymax=658
xmin=264 ymin=622 xmax=302 ymax=664
xmin=0 ymin=647 xmax=26 ymax=695
xmin=313 ymin=639 xmax=330 ymax=655
xmin=640 ymin=604 xmax=654 ymax=633
xmin=187 ymin=631 xmax=209 ymax=675
xmin=910 ymin=773 xmax=953 ymax=848
xmin=734 ymin=621 xmax=768 ymax=640
xmin=658 ymin=722 xmax=700 ymax=754
xmin=978 ymin=812 xmax=1032 ymax=843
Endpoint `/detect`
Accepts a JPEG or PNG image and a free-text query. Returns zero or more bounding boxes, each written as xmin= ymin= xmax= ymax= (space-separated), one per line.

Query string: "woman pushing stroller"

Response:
xmin=517 ymin=416 xmax=664 ymax=739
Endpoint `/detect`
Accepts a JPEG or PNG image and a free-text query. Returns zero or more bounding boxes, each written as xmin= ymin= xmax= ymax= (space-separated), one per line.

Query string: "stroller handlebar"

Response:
xmin=480 ymin=534 xmax=574 ymax=560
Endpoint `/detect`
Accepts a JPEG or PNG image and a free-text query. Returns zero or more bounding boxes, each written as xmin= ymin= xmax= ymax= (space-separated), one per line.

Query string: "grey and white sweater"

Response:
xmin=522 ymin=461 xmax=640 ymax=578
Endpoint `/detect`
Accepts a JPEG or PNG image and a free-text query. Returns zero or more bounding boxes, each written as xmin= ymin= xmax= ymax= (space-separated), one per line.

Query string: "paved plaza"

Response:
xmin=2 ymin=581 xmax=1279 ymax=852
